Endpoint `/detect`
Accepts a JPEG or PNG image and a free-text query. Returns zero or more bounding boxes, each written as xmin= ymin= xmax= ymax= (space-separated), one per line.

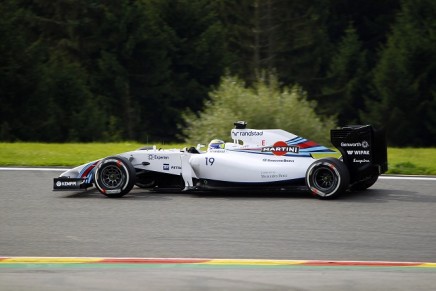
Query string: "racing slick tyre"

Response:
xmin=94 ymin=156 xmax=136 ymax=198
xmin=305 ymin=157 xmax=350 ymax=200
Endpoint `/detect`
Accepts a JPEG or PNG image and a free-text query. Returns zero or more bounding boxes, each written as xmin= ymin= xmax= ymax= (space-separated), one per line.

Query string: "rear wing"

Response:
xmin=331 ymin=125 xmax=388 ymax=183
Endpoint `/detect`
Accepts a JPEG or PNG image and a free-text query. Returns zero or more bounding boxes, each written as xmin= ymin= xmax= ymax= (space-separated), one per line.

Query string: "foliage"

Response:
xmin=181 ymin=75 xmax=336 ymax=145
xmin=0 ymin=0 xmax=435 ymax=146
xmin=363 ymin=0 xmax=436 ymax=146
xmin=0 ymin=0 xmax=230 ymax=142
xmin=321 ymin=25 xmax=369 ymax=125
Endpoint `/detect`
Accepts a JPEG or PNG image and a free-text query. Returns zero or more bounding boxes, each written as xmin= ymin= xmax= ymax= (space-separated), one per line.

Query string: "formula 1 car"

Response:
xmin=53 ymin=121 xmax=387 ymax=199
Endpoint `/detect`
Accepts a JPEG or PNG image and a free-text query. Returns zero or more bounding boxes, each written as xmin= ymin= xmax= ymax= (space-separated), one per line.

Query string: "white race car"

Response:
xmin=53 ymin=121 xmax=387 ymax=199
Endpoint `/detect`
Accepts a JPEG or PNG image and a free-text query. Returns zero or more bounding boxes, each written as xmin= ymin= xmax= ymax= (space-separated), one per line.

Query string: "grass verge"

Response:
xmin=0 ymin=142 xmax=184 ymax=167
xmin=387 ymin=148 xmax=436 ymax=175
xmin=0 ymin=143 xmax=435 ymax=175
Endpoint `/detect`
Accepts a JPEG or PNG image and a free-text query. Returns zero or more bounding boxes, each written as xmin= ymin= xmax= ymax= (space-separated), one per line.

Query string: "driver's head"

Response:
xmin=208 ymin=139 xmax=225 ymax=150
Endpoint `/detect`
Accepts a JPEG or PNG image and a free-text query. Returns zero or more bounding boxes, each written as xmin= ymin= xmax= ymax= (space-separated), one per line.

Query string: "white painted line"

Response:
xmin=0 ymin=167 xmax=68 ymax=172
xmin=379 ymin=176 xmax=436 ymax=181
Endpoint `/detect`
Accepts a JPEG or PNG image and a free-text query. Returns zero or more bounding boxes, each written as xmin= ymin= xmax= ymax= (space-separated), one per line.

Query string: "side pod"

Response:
xmin=330 ymin=125 xmax=388 ymax=185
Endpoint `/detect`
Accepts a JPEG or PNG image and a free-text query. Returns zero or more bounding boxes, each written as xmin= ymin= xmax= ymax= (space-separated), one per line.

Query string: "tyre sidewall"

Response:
xmin=94 ymin=156 xmax=135 ymax=197
xmin=306 ymin=158 xmax=349 ymax=199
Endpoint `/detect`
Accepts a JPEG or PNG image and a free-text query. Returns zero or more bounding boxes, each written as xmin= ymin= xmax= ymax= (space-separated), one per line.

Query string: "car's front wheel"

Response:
xmin=305 ymin=158 xmax=350 ymax=199
xmin=94 ymin=156 xmax=136 ymax=198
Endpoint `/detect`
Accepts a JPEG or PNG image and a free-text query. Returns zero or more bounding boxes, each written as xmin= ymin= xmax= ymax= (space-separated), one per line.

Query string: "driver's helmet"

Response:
xmin=208 ymin=139 xmax=225 ymax=150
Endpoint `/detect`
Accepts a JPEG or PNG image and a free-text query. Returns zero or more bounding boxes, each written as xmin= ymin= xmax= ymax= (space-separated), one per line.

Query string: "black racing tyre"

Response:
xmin=351 ymin=175 xmax=379 ymax=191
xmin=305 ymin=157 xmax=350 ymax=199
xmin=94 ymin=156 xmax=136 ymax=198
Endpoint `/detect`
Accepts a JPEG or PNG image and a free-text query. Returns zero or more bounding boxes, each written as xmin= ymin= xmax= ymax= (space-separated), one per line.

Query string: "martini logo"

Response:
xmin=262 ymin=141 xmax=299 ymax=156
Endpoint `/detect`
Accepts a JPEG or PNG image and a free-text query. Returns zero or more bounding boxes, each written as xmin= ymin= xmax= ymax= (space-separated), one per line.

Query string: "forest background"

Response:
xmin=1 ymin=0 xmax=435 ymax=147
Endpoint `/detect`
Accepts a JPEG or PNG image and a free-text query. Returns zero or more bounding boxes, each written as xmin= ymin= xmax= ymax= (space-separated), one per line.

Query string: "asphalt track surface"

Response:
xmin=1 ymin=168 xmax=436 ymax=290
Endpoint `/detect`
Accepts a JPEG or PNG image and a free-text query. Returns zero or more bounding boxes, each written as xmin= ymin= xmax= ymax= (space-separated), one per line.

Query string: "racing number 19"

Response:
xmin=205 ymin=157 xmax=215 ymax=166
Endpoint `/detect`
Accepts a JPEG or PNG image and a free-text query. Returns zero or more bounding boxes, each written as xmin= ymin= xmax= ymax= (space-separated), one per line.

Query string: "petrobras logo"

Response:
xmin=262 ymin=141 xmax=299 ymax=156
xmin=163 ymin=164 xmax=170 ymax=170
xmin=232 ymin=130 xmax=264 ymax=137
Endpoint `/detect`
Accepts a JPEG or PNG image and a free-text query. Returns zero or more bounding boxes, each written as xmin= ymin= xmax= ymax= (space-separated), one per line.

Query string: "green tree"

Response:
xmin=154 ymin=0 xmax=231 ymax=140
xmin=217 ymin=0 xmax=331 ymax=91
xmin=0 ymin=0 xmax=42 ymax=141
xmin=321 ymin=25 xmax=369 ymax=125
xmin=181 ymin=75 xmax=336 ymax=145
xmin=365 ymin=0 xmax=436 ymax=146
xmin=25 ymin=52 xmax=106 ymax=142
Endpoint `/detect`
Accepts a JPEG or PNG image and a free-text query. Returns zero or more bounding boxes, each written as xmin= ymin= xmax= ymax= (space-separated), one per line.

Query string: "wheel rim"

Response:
xmin=101 ymin=165 xmax=124 ymax=189
xmin=312 ymin=166 xmax=338 ymax=193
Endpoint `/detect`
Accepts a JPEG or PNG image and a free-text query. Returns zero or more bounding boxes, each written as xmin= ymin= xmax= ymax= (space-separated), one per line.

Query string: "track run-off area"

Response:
xmin=1 ymin=168 xmax=436 ymax=290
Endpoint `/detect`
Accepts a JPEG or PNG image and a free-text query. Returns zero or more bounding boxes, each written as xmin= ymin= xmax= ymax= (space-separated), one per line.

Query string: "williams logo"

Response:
xmin=347 ymin=150 xmax=370 ymax=155
xmin=262 ymin=141 xmax=299 ymax=156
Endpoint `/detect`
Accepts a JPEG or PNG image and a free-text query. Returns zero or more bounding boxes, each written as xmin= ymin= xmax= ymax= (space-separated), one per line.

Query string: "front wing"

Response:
xmin=53 ymin=177 xmax=91 ymax=191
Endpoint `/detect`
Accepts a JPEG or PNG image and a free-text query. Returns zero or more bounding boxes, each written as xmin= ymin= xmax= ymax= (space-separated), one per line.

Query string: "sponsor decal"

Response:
xmin=353 ymin=158 xmax=370 ymax=164
xmin=105 ymin=189 xmax=121 ymax=194
xmin=209 ymin=149 xmax=225 ymax=153
xmin=260 ymin=171 xmax=288 ymax=179
xmin=341 ymin=142 xmax=361 ymax=147
xmin=347 ymin=150 xmax=370 ymax=155
xmin=262 ymin=141 xmax=299 ymax=156
xmin=171 ymin=165 xmax=182 ymax=170
xmin=163 ymin=164 xmax=170 ymax=170
xmin=148 ymin=154 xmax=169 ymax=160
xmin=340 ymin=141 xmax=370 ymax=148
xmin=262 ymin=158 xmax=294 ymax=162
xmin=232 ymin=131 xmax=264 ymax=137
xmin=56 ymin=181 xmax=78 ymax=187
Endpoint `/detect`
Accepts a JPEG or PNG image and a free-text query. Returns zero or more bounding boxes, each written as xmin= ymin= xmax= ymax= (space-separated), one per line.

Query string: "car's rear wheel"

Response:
xmin=94 ymin=156 xmax=136 ymax=198
xmin=306 ymin=158 xmax=350 ymax=199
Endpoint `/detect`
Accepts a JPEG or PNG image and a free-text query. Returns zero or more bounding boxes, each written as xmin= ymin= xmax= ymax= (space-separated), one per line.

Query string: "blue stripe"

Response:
xmin=287 ymin=137 xmax=306 ymax=145
xmin=79 ymin=162 xmax=96 ymax=176
xmin=300 ymin=146 xmax=335 ymax=153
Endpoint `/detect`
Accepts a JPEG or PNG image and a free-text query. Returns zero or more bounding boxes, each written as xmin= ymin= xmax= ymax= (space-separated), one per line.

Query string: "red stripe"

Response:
xmin=81 ymin=162 xmax=98 ymax=178
xmin=97 ymin=258 xmax=210 ymax=264
xmin=297 ymin=141 xmax=318 ymax=149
